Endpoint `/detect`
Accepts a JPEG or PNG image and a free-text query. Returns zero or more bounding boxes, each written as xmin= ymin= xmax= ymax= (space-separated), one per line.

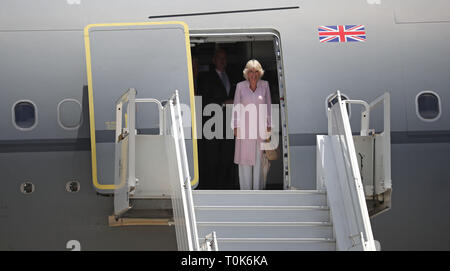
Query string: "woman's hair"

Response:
xmin=243 ymin=59 xmax=265 ymax=80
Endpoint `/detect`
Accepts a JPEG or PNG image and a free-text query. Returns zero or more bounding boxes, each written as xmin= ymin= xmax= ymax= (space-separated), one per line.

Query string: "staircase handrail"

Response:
xmin=327 ymin=91 xmax=376 ymax=251
xmin=166 ymin=90 xmax=200 ymax=251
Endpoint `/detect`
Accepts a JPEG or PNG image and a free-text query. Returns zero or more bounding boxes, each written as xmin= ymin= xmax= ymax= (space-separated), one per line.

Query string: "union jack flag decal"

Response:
xmin=318 ymin=25 xmax=366 ymax=43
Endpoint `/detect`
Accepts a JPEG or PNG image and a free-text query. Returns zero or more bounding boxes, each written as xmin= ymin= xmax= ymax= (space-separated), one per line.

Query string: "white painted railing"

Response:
xmin=368 ymin=93 xmax=392 ymax=197
xmin=326 ymin=91 xmax=377 ymax=251
xmin=113 ymin=88 xmax=200 ymax=251
xmin=165 ymin=90 xmax=200 ymax=251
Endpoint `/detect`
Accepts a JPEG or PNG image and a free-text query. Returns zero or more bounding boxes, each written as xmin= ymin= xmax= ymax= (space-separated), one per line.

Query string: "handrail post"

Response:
xmin=173 ymin=90 xmax=200 ymax=251
xmin=344 ymin=99 xmax=370 ymax=136
xmin=169 ymin=98 xmax=192 ymax=250
xmin=168 ymin=90 xmax=200 ymax=251
xmin=115 ymin=101 xmax=123 ymax=143
xmin=212 ymin=231 xmax=219 ymax=251
xmin=114 ymin=88 xmax=138 ymax=191
xmin=127 ymin=89 xmax=137 ymax=190
xmin=369 ymin=92 xmax=392 ymax=190
xmin=201 ymin=231 xmax=219 ymax=251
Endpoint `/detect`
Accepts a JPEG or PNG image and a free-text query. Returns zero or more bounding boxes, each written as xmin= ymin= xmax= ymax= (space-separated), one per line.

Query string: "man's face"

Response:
xmin=213 ymin=51 xmax=227 ymax=72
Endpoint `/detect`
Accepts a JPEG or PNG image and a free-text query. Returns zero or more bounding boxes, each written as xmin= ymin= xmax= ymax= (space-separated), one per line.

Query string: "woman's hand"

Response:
xmin=234 ymin=128 xmax=238 ymax=137
xmin=264 ymin=127 xmax=272 ymax=142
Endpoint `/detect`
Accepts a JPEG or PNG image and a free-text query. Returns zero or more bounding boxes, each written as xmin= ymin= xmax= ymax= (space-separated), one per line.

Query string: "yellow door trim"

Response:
xmin=84 ymin=21 xmax=199 ymax=191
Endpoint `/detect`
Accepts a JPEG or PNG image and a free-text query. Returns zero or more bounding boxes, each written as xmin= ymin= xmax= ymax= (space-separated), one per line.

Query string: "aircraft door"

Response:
xmin=84 ymin=22 xmax=198 ymax=194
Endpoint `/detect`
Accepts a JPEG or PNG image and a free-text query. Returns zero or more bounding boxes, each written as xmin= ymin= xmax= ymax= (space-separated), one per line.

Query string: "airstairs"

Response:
xmin=193 ymin=190 xmax=335 ymax=250
xmin=110 ymin=89 xmax=391 ymax=251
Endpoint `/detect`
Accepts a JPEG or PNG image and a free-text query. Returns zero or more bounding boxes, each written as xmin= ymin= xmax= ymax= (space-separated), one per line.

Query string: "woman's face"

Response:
xmin=247 ymin=68 xmax=260 ymax=84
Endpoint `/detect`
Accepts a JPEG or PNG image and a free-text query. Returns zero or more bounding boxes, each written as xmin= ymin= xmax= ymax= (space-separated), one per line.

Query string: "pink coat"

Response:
xmin=232 ymin=80 xmax=272 ymax=166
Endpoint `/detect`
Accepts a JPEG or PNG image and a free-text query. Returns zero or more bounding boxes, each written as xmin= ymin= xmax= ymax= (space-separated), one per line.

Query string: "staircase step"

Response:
xmin=192 ymin=190 xmax=327 ymax=207
xmin=195 ymin=206 xmax=330 ymax=223
xmin=205 ymin=238 xmax=336 ymax=251
xmin=197 ymin=222 xmax=333 ymax=239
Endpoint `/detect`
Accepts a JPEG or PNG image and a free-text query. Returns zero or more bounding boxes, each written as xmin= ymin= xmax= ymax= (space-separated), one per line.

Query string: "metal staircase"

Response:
xmin=110 ymin=89 xmax=391 ymax=251
xmin=193 ymin=190 xmax=335 ymax=251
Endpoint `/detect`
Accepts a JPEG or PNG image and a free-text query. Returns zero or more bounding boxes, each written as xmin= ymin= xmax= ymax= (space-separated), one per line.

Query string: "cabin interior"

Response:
xmin=190 ymin=33 xmax=286 ymax=190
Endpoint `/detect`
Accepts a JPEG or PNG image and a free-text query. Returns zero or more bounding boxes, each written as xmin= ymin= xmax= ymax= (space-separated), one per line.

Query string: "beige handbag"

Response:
xmin=263 ymin=133 xmax=280 ymax=161
xmin=261 ymin=152 xmax=270 ymax=190
xmin=264 ymin=147 xmax=280 ymax=161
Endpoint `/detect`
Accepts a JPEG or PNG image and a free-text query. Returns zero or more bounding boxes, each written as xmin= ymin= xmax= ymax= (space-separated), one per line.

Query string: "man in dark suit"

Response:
xmin=197 ymin=49 xmax=239 ymax=190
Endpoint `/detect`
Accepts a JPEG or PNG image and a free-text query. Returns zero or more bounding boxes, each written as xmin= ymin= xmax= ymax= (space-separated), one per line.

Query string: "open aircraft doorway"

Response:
xmin=190 ymin=30 xmax=289 ymax=190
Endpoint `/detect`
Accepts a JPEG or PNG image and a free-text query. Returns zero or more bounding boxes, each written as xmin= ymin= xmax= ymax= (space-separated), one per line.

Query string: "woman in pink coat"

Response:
xmin=231 ymin=59 xmax=272 ymax=190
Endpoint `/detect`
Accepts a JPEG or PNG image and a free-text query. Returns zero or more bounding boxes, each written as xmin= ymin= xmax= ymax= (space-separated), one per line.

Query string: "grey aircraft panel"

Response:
xmin=86 ymin=23 xmax=197 ymax=191
xmin=371 ymin=142 xmax=450 ymax=250
xmin=394 ymin=0 xmax=450 ymax=23
xmin=281 ymin=0 xmax=408 ymax=134
xmin=398 ymin=23 xmax=450 ymax=132
xmin=0 ymin=31 xmax=87 ymax=141
xmin=289 ymin=146 xmax=317 ymax=190
xmin=0 ymin=0 xmax=300 ymax=31
xmin=0 ymin=151 xmax=177 ymax=251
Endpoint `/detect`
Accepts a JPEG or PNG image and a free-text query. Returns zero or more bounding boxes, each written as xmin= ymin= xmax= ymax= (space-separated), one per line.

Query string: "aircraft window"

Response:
xmin=20 ymin=182 xmax=35 ymax=195
xmin=416 ymin=91 xmax=441 ymax=121
xmin=13 ymin=100 xmax=37 ymax=131
xmin=66 ymin=181 xmax=81 ymax=193
xmin=58 ymin=99 xmax=83 ymax=130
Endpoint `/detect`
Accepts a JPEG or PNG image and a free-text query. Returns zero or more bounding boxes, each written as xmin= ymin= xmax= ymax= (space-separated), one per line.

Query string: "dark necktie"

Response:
xmin=220 ymin=71 xmax=230 ymax=96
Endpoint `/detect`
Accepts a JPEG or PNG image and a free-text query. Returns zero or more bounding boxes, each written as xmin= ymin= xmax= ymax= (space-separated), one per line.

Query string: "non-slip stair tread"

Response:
xmin=215 ymin=242 xmax=336 ymax=251
xmin=197 ymin=221 xmax=333 ymax=226
xmin=194 ymin=206 xmax=330 ymax=210
xmin=192 ymin=190 xmax=328 ymax=207
xmin=192 ymin=190 xmax=326 ymax=194
xmin=206 ymin=238 xmax=336 ymax=242
xmin=196 ymin=213 xmax=330 ymax=223
xmin=197 ymin=223 xmax=334 ymax=239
